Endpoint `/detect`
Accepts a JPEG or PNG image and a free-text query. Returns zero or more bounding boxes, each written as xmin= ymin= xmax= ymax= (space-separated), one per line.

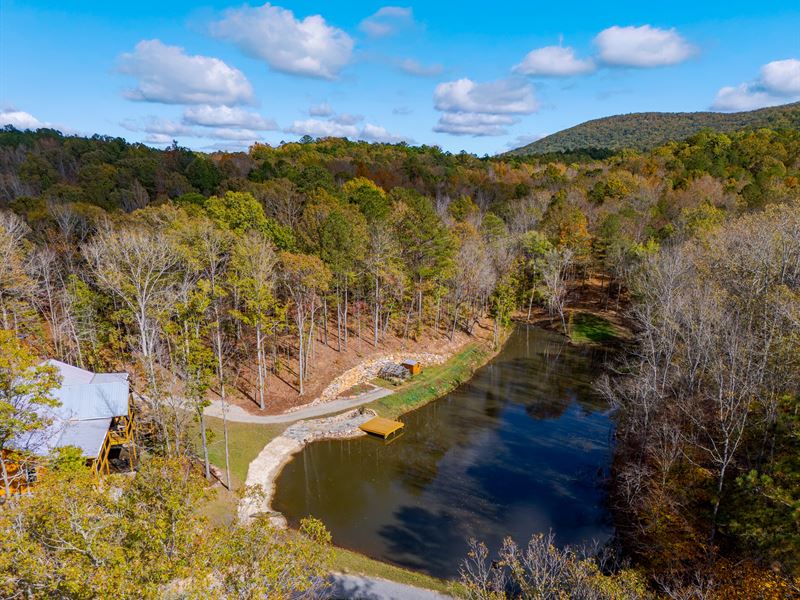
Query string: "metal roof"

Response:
xmin=45 ymin=360 xmax=129 ymax=420
xmin=11 ymin=361 xmax=130 ymax=457
xmin=53 ymin=418 xmax=112 ymax=458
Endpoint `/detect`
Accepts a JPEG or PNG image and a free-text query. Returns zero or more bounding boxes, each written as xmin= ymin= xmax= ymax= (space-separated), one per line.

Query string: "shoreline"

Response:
xmin=237 ymin=328 xmax=509 ymax=525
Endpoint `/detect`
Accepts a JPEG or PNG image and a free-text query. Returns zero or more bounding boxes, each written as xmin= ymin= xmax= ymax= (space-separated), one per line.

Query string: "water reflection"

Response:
xmin=273 ymin=326 xmax=614 ymax=579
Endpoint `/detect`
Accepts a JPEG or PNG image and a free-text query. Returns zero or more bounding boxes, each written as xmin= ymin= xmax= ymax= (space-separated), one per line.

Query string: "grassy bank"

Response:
xmin=567 ymin=311 xmax=626 ymax=345
xmin=332 ymin=548 xmax=452 ymax=594
xmin=203 ymin=419 xmax=287 ymax=488
xmin=368 ymin=338 xmax=499 ymax=419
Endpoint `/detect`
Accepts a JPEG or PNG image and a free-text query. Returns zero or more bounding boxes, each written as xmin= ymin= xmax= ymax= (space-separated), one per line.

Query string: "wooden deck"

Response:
xmin=360 ymin=416 xmax=405 ymax=439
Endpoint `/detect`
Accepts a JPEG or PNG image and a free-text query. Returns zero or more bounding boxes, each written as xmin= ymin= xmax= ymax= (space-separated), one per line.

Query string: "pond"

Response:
xmin=272 ymin=326 xmax=615 ymax=579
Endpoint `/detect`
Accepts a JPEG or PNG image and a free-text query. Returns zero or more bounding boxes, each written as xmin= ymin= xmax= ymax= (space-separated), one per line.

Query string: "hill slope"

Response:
xmin=509 ymin=102 xmax=800 ymax=155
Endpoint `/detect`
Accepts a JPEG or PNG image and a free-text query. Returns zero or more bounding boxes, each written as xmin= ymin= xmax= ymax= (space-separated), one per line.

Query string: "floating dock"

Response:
xmin=359 ymin=416 xmax=405 ymax=439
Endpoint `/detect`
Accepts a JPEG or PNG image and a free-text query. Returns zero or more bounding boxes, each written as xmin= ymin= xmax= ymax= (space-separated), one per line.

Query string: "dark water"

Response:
xmin=273 ymin=326 xmax=615 ymax=579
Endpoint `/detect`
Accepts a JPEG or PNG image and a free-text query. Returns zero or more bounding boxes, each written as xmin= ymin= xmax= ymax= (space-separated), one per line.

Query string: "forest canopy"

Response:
xmin=0 ymin=123 xmax=798 ymax=597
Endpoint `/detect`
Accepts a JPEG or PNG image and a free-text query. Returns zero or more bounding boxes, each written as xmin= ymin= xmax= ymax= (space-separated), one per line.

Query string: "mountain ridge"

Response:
xmin=508 ymin=102 xmax=800 ymax=156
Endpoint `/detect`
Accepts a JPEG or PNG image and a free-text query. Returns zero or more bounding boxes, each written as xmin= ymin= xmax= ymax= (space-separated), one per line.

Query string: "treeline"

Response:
xmin=0 ymin=124 xmax=799 ymax=596
xmin=603 ymin=204 xmax=800 ymax=594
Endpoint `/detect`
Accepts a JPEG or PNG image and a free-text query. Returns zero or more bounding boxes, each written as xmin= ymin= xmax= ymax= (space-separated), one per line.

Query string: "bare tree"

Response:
xmin=0 ymin=211 xmax=35 ymax=333
xmin=541 ymin=247 xmax=574 ymax=334
xmin=82 ymin=222 xmax=181 ymax=452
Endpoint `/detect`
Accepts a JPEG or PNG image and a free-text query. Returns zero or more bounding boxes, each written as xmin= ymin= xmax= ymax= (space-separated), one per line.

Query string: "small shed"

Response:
xmin=401 ymin=359 xmax=421 ymax=375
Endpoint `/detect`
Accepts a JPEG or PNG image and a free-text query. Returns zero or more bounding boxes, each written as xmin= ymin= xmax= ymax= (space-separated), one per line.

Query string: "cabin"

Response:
xmin=401 ymin=359 xmax=421 ymax=376
xmin=1 ymin=361 xmax=136 ymax=496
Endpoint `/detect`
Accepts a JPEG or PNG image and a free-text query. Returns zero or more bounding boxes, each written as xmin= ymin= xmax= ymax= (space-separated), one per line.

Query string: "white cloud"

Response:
xmin=434 ymin=78 xmax=538 ymax=115
xmin=331 ymin=113 xmax=363 ymax=125
xmin=760 ymin=59 xmax=800 ymax=96
xmin=183 ymin=105 xmax=277 ymax=130
xmin=712 ymin=57 xmax=800 ymax=112
xmin=433 ymin=113 xmax=517 ymax=136
xmin=118 ymin=40 xmax=254 ymax=105
xmin=594 ymin=25 xmax=695 ymax=67
xmin=0 ymin=109 xmax=47 ymax=130
xmin=398 ymin=58 xmax=444 ymax=77
xmin=360 ymin=123 xmax=410 ymax=143
xmin=309 ymin=102 xmax=333 ymax=117
xmin=143 ymin=133 xmax=175 ymax=145
xmin=205 ymin=128 xmax=265 ymax=141
xmin=393 ymin=106 xmax=412 ymax=115
xmin=514 ymin=45 xmax=595 ymax=77
xmin=211 ymin=3 xmax=353 ymax=80
xmin=285 ymin=118 xmax=409 ymax=143
xmin=124 ymin=115 xmax=267 ymax=146
xmin=120 ymin=116 xmax=196 ymax=137
xmin=711 ymin=85 xmax=784 ymax=112
xmin=286 ymin=118 xmax=359 ymax=138
xmin=360 ymin=6 xmax=414 ymax=38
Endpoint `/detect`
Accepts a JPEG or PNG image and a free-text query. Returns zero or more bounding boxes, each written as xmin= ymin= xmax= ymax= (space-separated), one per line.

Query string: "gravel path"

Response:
xmin=204 ymin=386 xmax=393 ymax=424
xmin=327 ymin=574 xmax=453 ymax=600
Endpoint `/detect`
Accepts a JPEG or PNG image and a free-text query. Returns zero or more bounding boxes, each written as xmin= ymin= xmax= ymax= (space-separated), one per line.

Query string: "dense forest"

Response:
xmin=508 ymin=101 xmax=800 ymax=155
xmin=0 ymin=123 xmax=799 ymax=598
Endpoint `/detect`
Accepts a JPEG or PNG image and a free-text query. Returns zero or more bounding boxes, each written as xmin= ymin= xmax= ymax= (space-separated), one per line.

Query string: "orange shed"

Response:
xmin=401 ymin=359 xmax=421 ymax=375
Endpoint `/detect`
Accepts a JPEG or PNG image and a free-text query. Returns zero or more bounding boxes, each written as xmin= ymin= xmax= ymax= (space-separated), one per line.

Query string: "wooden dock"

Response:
xmin=359 ymin=416 xmax=404 ymax=439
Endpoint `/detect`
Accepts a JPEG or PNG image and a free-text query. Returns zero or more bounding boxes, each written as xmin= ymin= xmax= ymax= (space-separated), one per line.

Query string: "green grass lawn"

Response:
xmin=201 ymin=418 xmax=286 ymax=489
xmin=369 ymin=343 xmax=490 ymax=419
xmin=568 ymin=312 xmax=624 ymax=345
xmin=331 ymin=547 xmax=453 ymax=594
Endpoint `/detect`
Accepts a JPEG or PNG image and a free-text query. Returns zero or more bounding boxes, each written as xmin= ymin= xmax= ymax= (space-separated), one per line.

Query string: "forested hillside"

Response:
xmin=1 ymin=124 xmax=799 ymax=597
xmin=508 ymin=101 xmax=800 ymax=155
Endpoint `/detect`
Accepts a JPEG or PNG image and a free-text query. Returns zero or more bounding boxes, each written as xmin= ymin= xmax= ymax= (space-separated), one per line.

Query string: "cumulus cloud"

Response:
xmin=143 ymin=133 xmax=175 ymax=145
xmin=118 ymin=40 xmax=254 ymax=105
xmin=712 ymin=85 xmax=784 ymax=112
xmin=121 ymin=114 xmax=270 ymax=147
xmin=434 ymin=78 xmax=538 ymax=115
xmin=211 ymin=3 xmax=353 ymax=80
xmin=286 ymin=118 xmax=359 ymax=138
xmin=120 ymin=116 xmax=197 ymax=137
xmin=398 ymin=58 xmax=444 ymax=77
xmin=0 ymin=109 xmax=48 ymax=130
xmin=434 ymin=113 xmax=517 ymax=136
xmin=712 ymin=58 xmax=800 ymax=111
xmin=760 ymin=59 xmax=800 ymax=96
xmin=360 ymin=123 xmax=409 ymax=143
xmin=309 ymin=102 xmax=333 ymax=117
xmin=183 ymin=105 xmax=277 ymax=130
xmin=594 ymin=25 xmax=695 ymax=67
xmin=204 ymin=127 xmax=265 ymax=141
xmin=285 ymin=118 xmax=410 ymax=143
xmin=360 ymin=6 xmax=414 ymax=38
xmin=331 ymin=113 xmax=363 ymax=125
xmin=514 ymin=45 xmax=595 ymax=77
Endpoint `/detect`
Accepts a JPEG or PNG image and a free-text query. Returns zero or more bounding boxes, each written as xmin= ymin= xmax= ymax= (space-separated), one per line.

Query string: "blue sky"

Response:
xmin=2 ymin=1 xmax=799 ymax=154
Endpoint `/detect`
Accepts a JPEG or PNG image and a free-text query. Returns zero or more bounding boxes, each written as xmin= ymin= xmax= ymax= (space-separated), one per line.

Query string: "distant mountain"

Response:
xmin=508 ymin=102 xmax=800 ymax=156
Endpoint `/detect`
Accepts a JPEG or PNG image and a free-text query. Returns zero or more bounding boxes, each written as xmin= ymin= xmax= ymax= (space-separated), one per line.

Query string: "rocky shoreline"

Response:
xmin=237 ymin=408 xmax=376 ymax=524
